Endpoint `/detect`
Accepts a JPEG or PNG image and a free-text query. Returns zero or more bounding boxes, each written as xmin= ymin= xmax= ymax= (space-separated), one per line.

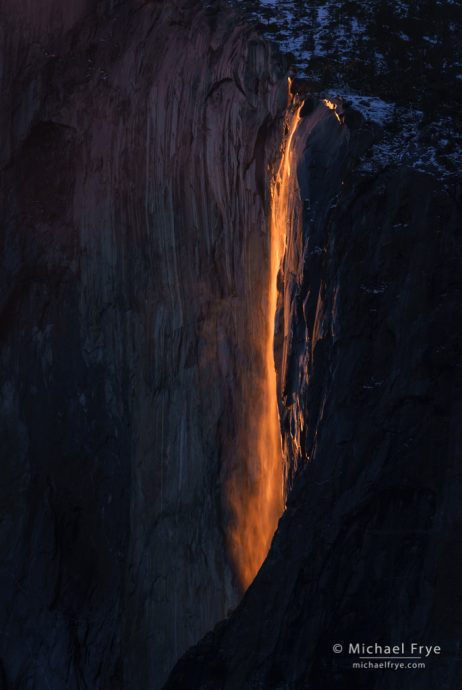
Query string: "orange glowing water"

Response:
xmin=323 ymin=98 xmax=342 ymax=123
xmin=226 ymin=89 xmax=302 ymax=592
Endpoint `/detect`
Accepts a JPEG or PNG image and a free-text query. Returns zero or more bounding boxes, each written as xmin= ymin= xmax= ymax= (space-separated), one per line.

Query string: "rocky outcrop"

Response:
xmin=0 ymin=1 xmax=290 ymax=688
xmin=164 ymin=100 xmax=462 ymax=688
xmin=3 ymin=1 xmax=462 ymax=689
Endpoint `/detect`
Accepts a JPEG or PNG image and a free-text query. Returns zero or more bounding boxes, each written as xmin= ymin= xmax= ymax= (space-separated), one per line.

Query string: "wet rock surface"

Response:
xmin=165 ymin=104 xmax=462 ymax=688
xmin=2 ymin=1 xmax=462 ymax=689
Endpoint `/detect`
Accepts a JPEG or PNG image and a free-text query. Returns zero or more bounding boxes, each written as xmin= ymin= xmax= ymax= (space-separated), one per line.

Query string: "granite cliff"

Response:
xmin=1 ymin=1 xmax=461 ymax=689
xmin=1 ymin=1 xmax=290 ymax=687
xmin=165 ymin=95 xmax=462 ymax=690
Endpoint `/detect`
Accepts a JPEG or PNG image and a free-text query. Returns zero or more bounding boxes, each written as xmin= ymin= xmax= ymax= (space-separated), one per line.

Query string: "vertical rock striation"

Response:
xmin=0 ymin=1 xmax=289 ymax=687
xmin=165 ymin=99 xmax=462 ymax=689
xmin=4 ymin=2 xmax=461 ymax=688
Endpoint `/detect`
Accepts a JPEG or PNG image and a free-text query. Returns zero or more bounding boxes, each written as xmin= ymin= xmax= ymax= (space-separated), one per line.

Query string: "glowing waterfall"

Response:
xmin=226 ymin=85 xmax=302 ymax=591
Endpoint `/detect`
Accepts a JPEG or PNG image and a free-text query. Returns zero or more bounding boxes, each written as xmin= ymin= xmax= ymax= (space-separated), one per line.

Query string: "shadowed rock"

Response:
xmin=0 ymin=1 xmax=289 ymax=687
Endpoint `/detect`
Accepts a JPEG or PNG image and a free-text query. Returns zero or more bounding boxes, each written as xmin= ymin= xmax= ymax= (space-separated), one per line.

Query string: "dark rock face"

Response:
xmin=164 ymin=106 xmax=462 ymax=688
xmin=0 ymin=1 xmax=289 ymax=688
xmin=3 ymin=1 xmax=462 ymax=689
xmin=233 ymin=0 xmax=462 ymax=178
